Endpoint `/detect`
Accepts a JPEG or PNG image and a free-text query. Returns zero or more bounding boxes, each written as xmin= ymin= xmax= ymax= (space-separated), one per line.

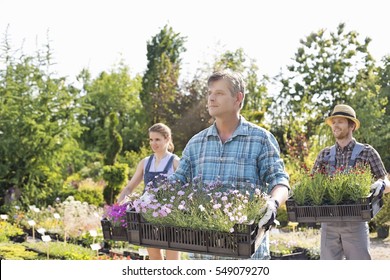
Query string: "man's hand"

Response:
xmin=258 ymin=199 xmax=279 ymax=231
xmin=370 ymin=179 xmax=385 ymax=197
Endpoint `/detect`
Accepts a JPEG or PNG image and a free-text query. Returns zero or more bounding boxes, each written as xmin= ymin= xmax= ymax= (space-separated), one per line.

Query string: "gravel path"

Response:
xmin=370 ymin=237 xmax=390 ymax=260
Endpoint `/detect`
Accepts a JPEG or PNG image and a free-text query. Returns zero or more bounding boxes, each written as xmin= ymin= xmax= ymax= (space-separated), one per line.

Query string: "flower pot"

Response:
xmin=101 ymin=219 xmax=128 ymax=241
xmin=10 ymin=233 xmax=28 ymax=243
xmin=377 ymin=226 xmax=389 ymax=239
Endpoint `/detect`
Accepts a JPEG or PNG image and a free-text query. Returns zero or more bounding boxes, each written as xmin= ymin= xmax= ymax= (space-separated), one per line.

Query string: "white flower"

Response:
xmin=198 ymin=205 xmax=205 ymax=212
xmin=140 ymin=191 xmax=153 ymax=204
xmin=213 ymin=203 xmax=221 ymax=209
xmin=178 ymin=205 xmax=185 ymax=210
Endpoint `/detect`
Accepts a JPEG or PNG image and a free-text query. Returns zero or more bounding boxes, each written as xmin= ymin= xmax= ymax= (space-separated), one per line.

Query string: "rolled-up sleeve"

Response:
xmin=258 ymin=131 xmax=290 ymax=193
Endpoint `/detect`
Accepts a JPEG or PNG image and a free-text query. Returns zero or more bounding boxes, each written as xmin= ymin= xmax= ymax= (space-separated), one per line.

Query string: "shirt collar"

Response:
xmin=206 ymin=116 xmax=250 ymax=138
xmin=335 ymin=138 xmax=356 ymax=151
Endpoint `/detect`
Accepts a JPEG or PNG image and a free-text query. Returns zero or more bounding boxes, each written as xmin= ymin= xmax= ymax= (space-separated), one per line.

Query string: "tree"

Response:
xmin=213 ymin=48 xmax=270 ymax=126
xmin=102 ymin=163 xmax=128 ymax=205
xmin=0 ymin=35 xmax=87 ymax=207
xmin=352 ymin=56 xmax=390 ymax=170
xmin=172 ymin=74 xmax=211 ymax=152
xmin=170 ymin=48 xmax=270 ymax=152
xmin=77 ymin=63 xmax=144 ymax=153
xmin=104 ymin=112 xmax=123 ymax=165
xmin=140 ymin=25 xmax=186 ymax=127
xmin=273 ymin=23 xmax=375 ymax=140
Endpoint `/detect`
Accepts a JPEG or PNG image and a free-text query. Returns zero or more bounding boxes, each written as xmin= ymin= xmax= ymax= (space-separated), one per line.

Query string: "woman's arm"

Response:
xmin=117 ymin=159 xmax=145 ymax=204
xmin=173 ymin=156 xmax=180 ymax=171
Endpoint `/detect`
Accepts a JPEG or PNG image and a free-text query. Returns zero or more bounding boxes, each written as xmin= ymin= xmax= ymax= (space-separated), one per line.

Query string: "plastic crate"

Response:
xmin=286 ymin=193 xmax=383 ymax=223
xmin=125 ymin=209 xmax=265 ymax=258
xmin=101 ymin=218 xmax=128 ymax=241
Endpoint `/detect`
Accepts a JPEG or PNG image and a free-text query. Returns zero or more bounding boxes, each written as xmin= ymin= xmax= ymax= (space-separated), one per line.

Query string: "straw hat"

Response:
xmin=325 ymin=104 xmax=360 ymax=130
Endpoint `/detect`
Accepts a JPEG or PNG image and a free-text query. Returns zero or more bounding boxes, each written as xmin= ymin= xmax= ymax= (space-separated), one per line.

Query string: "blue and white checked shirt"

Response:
xmin=171 ymin=116 xmax=289 ymax=192
xmin=170 ymin=117 xmax=290 ymax=260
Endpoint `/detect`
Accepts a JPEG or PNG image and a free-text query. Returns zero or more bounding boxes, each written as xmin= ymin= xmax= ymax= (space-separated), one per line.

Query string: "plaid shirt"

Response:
xmin=171 ymin=116 xmax=290 ymax=193
xmin=170 ymin=116 xmax=288 ymax=260
xmin=312 ymin=139 xmax=387 ymax=180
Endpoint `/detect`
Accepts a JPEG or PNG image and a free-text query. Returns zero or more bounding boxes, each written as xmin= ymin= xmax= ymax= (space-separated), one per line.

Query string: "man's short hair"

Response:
xmin=207 ymin=70 xmax=245 ymax=108
xmin=347 ymin=119 xmax=357 ymax=131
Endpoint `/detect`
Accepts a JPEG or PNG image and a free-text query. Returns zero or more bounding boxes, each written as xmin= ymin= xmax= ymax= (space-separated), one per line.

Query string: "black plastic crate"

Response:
xmin=101 ymin=218 xmax=128 ymax=241
xmin=286 ymin=193 xmax=383 ymax=223
xmin=125 ymin=209 xmax=265 ymax=258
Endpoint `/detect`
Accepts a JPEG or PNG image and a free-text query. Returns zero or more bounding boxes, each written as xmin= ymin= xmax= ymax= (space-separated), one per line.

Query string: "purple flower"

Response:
xmin=104 ymin=204 xmax=128 ymax=227
xmin=177 ymin=190 xmax=185 ymax=196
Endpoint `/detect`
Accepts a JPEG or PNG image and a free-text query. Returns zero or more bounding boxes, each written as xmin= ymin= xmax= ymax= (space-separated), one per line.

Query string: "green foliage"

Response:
xmin=269 ymin=229 xmax=320 ymax=258
xmin=141 ymin=25 xmax=187 ymax=126
xmin=292 ymin=165 xmax=372 ymax=205
xmin=276 ymin=204 xmax=288 ymax=227
xmin=373 ymin=194 xmax=390 ymax=227
xmin=307 ymin=173 xmax=327 ymax=205
xmin=291 ymin=170 xmax=310 ymax=205
xmin=0 ymin=221 xmax=24 ymax=242
xmin=213 ymin=48 xmax=271 ymax=127
xmin=77 ymin=64 xmax=144 ymax=153
xmin=132 ymin=178 xmax=268 ymax=233
xmin=271 ymin=23 xmax=376 ymax=157
xmin=0 ymin=35 xmax=87 ymax=208
xmin=24 ymin=241 xmax=96 ymax=260
xmin=102 ymin=163 xmax=129 ymax=204
xmin=0 ymin=243 xmax=38 ymax=260
xmin=74 ymin=188 xmax=104 ymax=207
xmin=120 ymin=145 xmax=150 ymax=179
xmin=171 ymin=75 xmax=211 ymax=152
xmin=352 ymin=56 xmax=390 ymax=170
xmin=104 ymin=112 xmax=123 ymax=165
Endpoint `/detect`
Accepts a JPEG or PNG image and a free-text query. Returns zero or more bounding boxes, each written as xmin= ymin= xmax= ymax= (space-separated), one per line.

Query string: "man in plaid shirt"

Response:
xmin=170 ymin=70 xmax=290 ymax=259
xmin=312 ymin=104 xmax=388 ymax=260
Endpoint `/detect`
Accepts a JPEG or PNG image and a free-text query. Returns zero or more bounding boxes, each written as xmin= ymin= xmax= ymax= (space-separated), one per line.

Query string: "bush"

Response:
xmin=24 ymin=241 xmax=96 ymax=260
xmin=0 ymin=243 xmax=38 ymax=260
xmin=0 ymin=221 xmax=24 ymax=242
xmin=102 ymin=163 xmax=129 ymax=205
xmin=73 ymin=179 xmax=106 ymax=206
xmin=373 ymin=194 xmax=390 ymax=228
xmin=74 ymin=189 xmax=105 ymax=207
xmin=292 ymin=165 xmax=372 ymax=205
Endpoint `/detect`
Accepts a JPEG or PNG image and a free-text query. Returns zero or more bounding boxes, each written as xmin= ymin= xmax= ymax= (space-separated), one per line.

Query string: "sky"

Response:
xmin=1 ymin=0 xmax=389 ymax=83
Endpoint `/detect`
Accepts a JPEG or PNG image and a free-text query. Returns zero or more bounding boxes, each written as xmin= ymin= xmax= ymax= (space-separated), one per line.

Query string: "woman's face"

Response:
xmin=149 ymin=131 xmax=169 ymax=153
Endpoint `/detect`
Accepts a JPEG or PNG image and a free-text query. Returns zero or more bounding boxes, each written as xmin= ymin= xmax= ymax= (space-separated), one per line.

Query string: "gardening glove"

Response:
xmin=258 ymin=199 xmax=279 ymax=231
xmin=370 ymin=179 xmax=386 ymax=197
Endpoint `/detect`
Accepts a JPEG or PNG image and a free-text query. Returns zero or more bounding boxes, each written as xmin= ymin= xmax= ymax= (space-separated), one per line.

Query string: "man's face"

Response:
xmin=330 ymin=117 xmax=354 ymax=140
xmin=207 ymin=79 xmax=241 ymax=118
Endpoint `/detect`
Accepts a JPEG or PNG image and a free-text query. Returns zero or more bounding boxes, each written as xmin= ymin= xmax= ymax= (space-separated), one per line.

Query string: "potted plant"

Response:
xmin=287 ymin=164 xmax=382 ymax=222
xmin=101 ymin=203 xmax=128 ymax=241
xmin=125 ymin=176 xmax=270 ymax=258
xmin=373 ymin=194 xmax=390 ymax=238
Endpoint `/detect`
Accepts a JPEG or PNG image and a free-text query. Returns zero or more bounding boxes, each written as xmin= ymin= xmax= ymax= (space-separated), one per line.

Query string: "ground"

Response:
xmin=269 ymin=227 xmax=390 ymax=260
xmin=370 ymin=236 xmax=390 ymax=260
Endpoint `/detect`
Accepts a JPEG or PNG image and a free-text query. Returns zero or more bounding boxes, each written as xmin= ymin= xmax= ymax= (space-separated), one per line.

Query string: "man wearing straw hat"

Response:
xmin=313 ymin=104 xmax=388 ymax=260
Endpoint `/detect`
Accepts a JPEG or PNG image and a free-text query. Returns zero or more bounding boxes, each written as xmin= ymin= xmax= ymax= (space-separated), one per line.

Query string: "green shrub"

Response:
xmin=292 ymin=165 xmax=372 ymax=205
xmin=24 ymin=241 xmax=96 ymax=260
xmin=74 ymin=188 xmax=104 ymax=206
xmin=0 ymin=221 xmax=24 ymax=242
xmin=373 ymin=194 xmax=390 ymax=228
xmin=102 ymin=163 xmax=129 ymax=205
xmin=276 ymin=204 xmax=288 ymax=227
xmin=0 ymin=243 xmax=38 ymax=260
